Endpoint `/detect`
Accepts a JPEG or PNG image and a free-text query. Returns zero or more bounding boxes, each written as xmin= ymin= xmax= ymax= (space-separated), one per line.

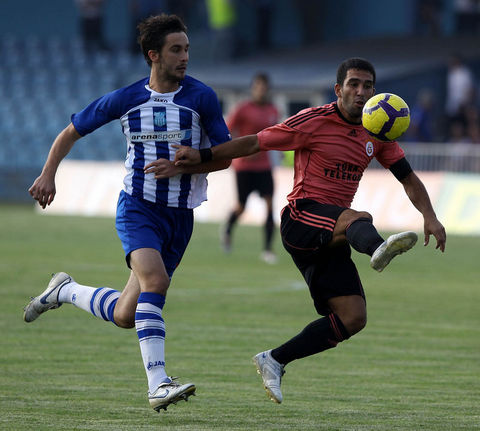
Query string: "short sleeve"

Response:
xmin=198 ymin=87 xmax=231 ymax=147
xmin=71 ymin=90 xmax=124 ymax=136
xmin=258 ymin=122 xmax=309 ymax=152
xmin=375 ymin=140 xmax=406 ymax=169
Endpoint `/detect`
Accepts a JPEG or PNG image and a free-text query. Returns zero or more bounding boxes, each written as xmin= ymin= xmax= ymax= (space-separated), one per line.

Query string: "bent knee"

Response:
xmin=343 ymin=313 xmax=367 ymax=336
xmin=334 ymin=210 xmax=374 ymax=244
xmin=115 ymin=318 xmax=135 ymax=329
xmin=352 ymin=210 xmax=373 ymax=223
xmin=113 ymin=312 xmax=135 ymax=329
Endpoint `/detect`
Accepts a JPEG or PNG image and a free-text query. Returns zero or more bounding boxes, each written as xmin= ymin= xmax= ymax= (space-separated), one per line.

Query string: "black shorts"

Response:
xmin=235 ymin=170 xmax=274 ymax=205
xmin=280 ymin=199 xmax=365 ymax=316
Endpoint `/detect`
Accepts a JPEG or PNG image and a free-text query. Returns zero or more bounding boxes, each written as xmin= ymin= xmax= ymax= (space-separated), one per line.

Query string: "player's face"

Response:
xmin=335 ymin=69 xmax=375 ymax=123
xmin=156 ymin=32 xmax=189 ymax=82
xmin=251 ymin=78 xmax=269 ymax=103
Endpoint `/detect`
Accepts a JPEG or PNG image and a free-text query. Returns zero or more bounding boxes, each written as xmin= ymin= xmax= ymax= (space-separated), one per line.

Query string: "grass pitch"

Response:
xmin=0 ymin=204 xmax=479 ymax=430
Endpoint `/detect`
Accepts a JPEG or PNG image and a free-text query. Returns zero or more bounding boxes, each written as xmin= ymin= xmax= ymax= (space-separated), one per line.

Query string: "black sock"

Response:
xmin=271 ymin=314 xmax=350 ymax=366
xmin=345 ymin=217 xmax=384 ymax=256
xmin=226 ymin=211 xmax=239 ymax=235
xmin=264 ymin=211 xmax=274 ymax=251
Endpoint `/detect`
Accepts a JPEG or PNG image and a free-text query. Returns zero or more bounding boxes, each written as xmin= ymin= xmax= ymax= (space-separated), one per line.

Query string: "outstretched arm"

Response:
xmin=400 ymin=171 xmax=446 ymax=252
xmin=173 ymin=134 xmax=260 ymax=167
xmin=144 ymin=158 xmax=231 ymax=179
xmin=29 ymin=123 xmax=81 ymax=209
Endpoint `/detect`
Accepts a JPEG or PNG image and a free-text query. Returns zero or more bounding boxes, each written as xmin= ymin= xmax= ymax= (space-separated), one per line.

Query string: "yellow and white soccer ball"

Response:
xmin=362 ymin=93 xmax=410 ymax=141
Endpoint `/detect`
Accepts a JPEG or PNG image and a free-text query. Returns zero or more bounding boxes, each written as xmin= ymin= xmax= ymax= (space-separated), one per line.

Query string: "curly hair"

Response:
xmin=137 ymin=14 xmax=187 ymax=67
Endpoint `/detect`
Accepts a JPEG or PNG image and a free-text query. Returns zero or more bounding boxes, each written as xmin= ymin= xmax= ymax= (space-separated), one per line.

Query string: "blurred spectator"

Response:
xmin=75 ymin=0 xmax=110 ymax=53
xmin=453 ymin=0 xmax=480 ymax=34
xmin=205 ymin=0 xmax=237 ymax=61
xmin=415 ymin=0 xmax=443 ymax=36
xmin=449 ymin=120 xmax=472 ymax=144
xmin=296 ymin=0 xmax=324 ymax=44
xmin=465 ymin=104 xmax=480 ymax=144
xmin=448 ymin=105 xmax=480 ymax=171
xmin=445 ymin=53 xmax=474 ymax=140
xmin=247 ymin=0 xmax=274 ymax=51
xmin=405 ymin=89 xmax=435 ymax=143
xmin=446 ymin=119 xmax=472 ymax=171
xmin=222 ymin=73 xmax=280 ymax=264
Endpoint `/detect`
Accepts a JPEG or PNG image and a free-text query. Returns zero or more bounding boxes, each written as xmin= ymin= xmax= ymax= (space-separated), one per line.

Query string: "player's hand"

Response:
xmin=424 ymin=216 xmax=446 ymax=252
xmin=173 ymin=144 xmax=201 ymax=166
xmin=144 ymin=159 xmax=181 ymax=178
xmin=28 ymin=175 xmax=56 ymax=209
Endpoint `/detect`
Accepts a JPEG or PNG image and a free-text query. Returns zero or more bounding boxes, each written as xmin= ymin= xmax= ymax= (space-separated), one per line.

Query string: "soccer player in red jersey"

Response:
xmin=156 ymin=57 xmax=447 ymax=404
xmin=222 ymin=73 xmax=280 ymax=263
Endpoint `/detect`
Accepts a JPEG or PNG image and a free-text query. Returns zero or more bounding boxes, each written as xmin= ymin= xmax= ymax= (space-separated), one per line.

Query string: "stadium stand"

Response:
xmin=0 ymin=1 xmax=479 ymax=203
xmin=1 ymin=34 xmax=478 ymax=171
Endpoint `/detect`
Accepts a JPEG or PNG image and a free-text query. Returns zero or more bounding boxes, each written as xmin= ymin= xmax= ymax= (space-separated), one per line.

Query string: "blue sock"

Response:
xmin=90 ymin=288 xmax=121 ymax=322
xmin=58 ymin=281 xmax=120 ymax=324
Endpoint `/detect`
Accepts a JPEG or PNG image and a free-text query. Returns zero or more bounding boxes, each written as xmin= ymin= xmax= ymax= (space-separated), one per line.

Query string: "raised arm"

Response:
xmin=400 ymin=171 xmax=446 ymax=252
xmin=29 ymin=123 xmax=81 ymax=209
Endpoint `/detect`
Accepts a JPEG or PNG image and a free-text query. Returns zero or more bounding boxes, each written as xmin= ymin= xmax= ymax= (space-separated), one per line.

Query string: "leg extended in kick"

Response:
xmin=335 ymin=209 xmax=418 ymax=272
xmin=23 ymin=272 xmax=122 ymax=324
xmin=23 ymin=249 xmax=194 ymax=411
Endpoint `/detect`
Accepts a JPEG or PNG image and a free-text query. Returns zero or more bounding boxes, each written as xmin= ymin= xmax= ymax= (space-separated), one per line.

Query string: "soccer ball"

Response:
xmin=362 ymin=93 xmax=410 ymax=141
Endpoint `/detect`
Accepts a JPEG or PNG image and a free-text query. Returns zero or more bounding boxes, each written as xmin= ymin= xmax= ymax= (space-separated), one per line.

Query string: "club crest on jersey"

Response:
xmin=366 ymin=141 xmax=374 ymax=156
xmin=154 ymin=111 xmax=167 ymax=128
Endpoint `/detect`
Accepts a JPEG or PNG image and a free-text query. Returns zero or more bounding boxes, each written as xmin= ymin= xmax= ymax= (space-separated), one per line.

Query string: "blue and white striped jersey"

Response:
xmin=71 ymin=75 xmax=231 ymax=208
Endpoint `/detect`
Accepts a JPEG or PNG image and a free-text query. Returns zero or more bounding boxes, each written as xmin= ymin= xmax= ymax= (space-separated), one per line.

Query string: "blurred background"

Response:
xmin=0 ymin=0 xmax=479 ymax=232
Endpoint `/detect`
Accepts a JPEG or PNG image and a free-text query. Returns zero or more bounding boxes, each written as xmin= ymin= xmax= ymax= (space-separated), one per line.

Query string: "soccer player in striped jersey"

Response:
xmin=172 ymin=57 xmax=447 ymax=404
xmin=24 ymin=14 xmax=231 ymax=412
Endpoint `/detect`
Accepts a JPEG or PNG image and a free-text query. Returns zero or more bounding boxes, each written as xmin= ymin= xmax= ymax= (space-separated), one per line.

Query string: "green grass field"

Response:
xmin=1 ymin=204 xmax=479 ymax=431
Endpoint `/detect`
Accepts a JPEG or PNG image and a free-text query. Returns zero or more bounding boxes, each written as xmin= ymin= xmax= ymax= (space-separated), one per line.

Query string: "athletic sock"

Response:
xmin=345 ymin=217 xmax=384 ymax=256
xmin=271 ymin=313 xmax=350 ymax=366
xmin=135 ymin=292 xmax=168 ymax=393
xmin=58 ymin=281 xmax=120 ymax=323
xmin=264 ymin=210 xmax=274 ymax=251
xmin=226 ymin=211 xmax=239 ymax=235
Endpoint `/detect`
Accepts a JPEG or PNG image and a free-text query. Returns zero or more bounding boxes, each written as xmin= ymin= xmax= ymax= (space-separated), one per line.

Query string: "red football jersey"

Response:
xmin=257 ymin=102 xmax=405 ymax=208
xmin=227 ymin=100 xmax=279 ymax=172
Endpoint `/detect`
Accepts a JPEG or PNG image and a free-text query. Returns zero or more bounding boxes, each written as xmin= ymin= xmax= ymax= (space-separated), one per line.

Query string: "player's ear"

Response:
xmin=334 ymin=83 xmax=342 ymax=98
xmin=148 ymin=50 xmax=160 ymax=63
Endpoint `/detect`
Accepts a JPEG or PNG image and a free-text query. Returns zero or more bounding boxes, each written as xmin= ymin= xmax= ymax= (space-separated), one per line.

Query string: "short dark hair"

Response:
xmin=137 ymin=14 xmax=187 ymax=67
xmin=336 ymin=57 xmax=376 ymax=86
xmin=252 ymin=72 xmax=270 ymax=85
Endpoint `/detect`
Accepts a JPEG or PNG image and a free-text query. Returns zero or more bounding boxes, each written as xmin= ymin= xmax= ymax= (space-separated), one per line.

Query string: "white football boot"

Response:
xmin=370 ymin=231 xmax=418 ymax=272
xmin=23 ymin=272 xmax=73 ymax=322
xmin=148 ymin=377 xmax=196 ymax=412
xmin=253 ymin=350 xmax=285 ymax=404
